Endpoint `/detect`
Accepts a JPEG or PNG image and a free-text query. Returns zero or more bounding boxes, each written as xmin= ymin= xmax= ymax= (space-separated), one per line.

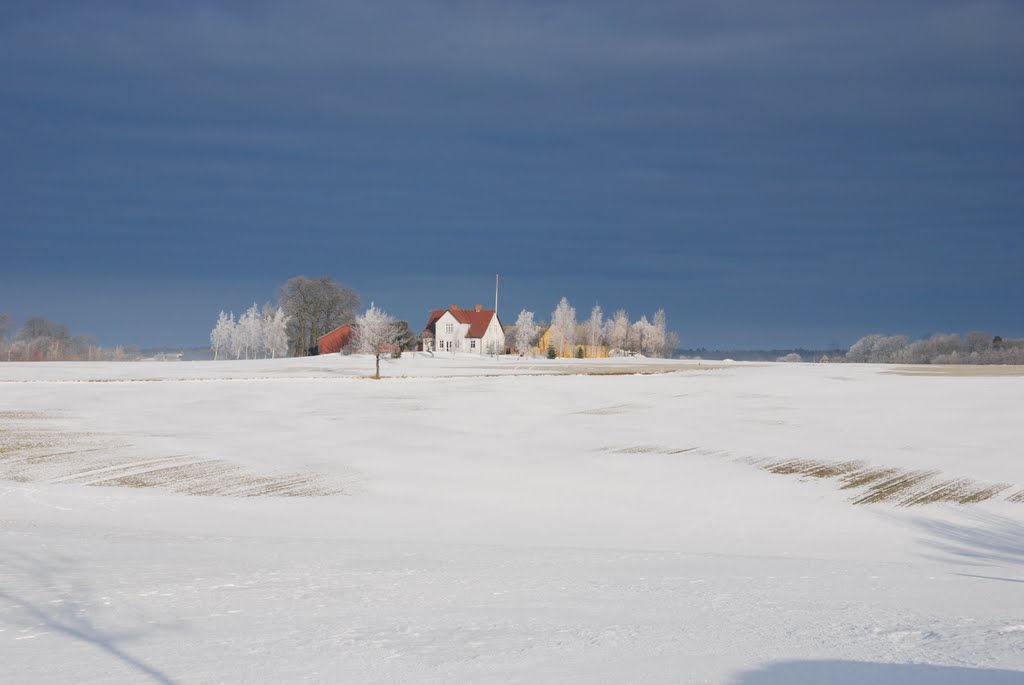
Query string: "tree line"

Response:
xmin=210 ymin=304 xmax=289 ymax=360
xmin=0 ymin=314 xmax=140 ymax=361
xmin=510 ymin=298 xmax=679 ymax=358
xmin=843 ymin=332 xmax=1024 ymax=364
xmin=210 ymin=276 xmax=361 ymax=358
xmin=212 ymin=280 xmax=680 ymax=361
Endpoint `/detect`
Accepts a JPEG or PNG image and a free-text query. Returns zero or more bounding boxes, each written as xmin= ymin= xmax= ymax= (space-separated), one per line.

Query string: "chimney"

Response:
xmin=475 ymin=304 xmax=483 ymax=312
xmin=450 ymin=304 xmax=459 ymax=311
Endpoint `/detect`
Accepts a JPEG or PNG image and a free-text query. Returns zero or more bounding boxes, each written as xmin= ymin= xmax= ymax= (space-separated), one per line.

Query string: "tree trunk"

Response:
xmin=375 ymin=353 xmax=381 ymax=379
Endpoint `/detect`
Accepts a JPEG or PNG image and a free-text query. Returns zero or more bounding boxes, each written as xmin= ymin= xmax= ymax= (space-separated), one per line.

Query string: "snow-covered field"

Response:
xmin=2 ymin=355 xmax=1023 ymax=684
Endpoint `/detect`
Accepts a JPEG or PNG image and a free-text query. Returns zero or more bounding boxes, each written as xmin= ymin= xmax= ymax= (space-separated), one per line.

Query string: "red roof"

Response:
xmin=424 ymin=306 xmax=500 ymax=338
xmin=318 ymin=323 xmax=354 ymax=354
xmin=423 ymin=310 xmax=447 ymax=334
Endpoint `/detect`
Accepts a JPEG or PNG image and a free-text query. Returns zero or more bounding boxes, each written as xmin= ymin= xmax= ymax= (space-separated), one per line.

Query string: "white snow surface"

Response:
xmin=2 ymin=355 xmax=1023 ymax=683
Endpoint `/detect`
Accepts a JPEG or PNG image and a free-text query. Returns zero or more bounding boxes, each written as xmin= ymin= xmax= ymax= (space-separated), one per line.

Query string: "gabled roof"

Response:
xmin=424 ymin=306 xmax=500 ymax=338
xmin=318 ymin=322 xmax=354 ymax=343
xmin=318 ymin=323 xmax=355 ymax=354
xmin=424 ymin=310 xmax=448 ymax=335
xmin=457 ymin=309 xmax=499 ymax=338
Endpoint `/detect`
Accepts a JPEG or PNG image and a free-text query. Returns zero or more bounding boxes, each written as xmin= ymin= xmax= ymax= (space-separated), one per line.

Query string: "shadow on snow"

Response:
xmin=731 ymin=660 xmax=1023 ymax=684
xmin=910 ymin=510 xmax=1024 ymax=569
xmin=0 ymin=547 xmax=183 ymax=684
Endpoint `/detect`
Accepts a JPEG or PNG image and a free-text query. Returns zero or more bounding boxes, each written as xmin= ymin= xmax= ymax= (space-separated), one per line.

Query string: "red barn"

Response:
xmin=317 ymin=323 xmax=355 ymax=355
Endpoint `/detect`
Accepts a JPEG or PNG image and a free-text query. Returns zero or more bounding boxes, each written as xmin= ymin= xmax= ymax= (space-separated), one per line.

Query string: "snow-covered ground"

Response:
xmin=2 ymin=355 xmax=1023 ymax=683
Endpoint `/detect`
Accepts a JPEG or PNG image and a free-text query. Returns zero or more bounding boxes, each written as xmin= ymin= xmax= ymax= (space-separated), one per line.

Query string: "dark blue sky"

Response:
xmin=2 ymin=1 xmax=1022 ymax=348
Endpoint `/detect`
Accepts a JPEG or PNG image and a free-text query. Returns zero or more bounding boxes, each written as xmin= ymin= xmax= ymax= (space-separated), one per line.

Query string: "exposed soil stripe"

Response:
xmin=1 ymin=413 xmax=346 ymax=498
xmin=600 ymin=444 xmax=1020 ymax=508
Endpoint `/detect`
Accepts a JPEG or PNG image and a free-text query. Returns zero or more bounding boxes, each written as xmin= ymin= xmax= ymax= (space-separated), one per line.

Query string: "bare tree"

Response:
xmin=2 ymin=316 xmax=121 ymax=361
xmin=15 ymin=317 xmax=70 ymax=361
xmin=19 ymin=317 xmax=69 ymax=343
xmin=278 ymin=276 xmax=360 ymax=357
xmin=353 ymin=303 xmax=402 ymax=379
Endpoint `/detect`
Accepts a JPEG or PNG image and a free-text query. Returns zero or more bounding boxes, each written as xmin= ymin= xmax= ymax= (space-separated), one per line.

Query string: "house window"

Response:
xmin=470 ymin=340 xmax=476 ymax=349
xmin=446 ymin=323 xmax=453 ymax=334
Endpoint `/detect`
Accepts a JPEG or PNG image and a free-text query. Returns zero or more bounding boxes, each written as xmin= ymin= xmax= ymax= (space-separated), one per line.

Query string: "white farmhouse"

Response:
xmin=423 ymin=304 xmax=505 ymax=355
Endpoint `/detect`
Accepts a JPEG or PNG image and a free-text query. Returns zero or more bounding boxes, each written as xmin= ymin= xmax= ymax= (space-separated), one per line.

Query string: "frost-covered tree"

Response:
xmin=604 ymin=309 xmax=630 ymax=352
xmin=210 ymin=311 xmax=235 ymax=360
xmin=259 ymin=303 xmax=275 ymax=358
xmin=963 ymin=331 xmax=993 ymax=356
xmin=901 ymin=333 xmax=963 ymax=364
xmin=266 ymin=307 xmax=290 ymax=359
xmin=550 ymin=297 xmax=576 ymax=357
xmin=650 ymin=309 xmax=668 ymax=357
xmin=210 ymin=304 xmax=288 ymax=360
xmin=665 ymin=330 xmax=680 ymax=359
xmin=513 ymin=310 xmax=540 ymax=357
xmin=846 ymin=334 xmax=908 ymax=363
xmin=237 ymin=304 xmax=263 ymax=359
xmin=353 ymin=303 xmax=402 ymax=379
xmin=0 ymin=313 xmax=11 ymax=361
xmin=629 ymin=315 xmax=652 ymax=355
xmin=229 ymin=321 xmax=244 ymax=359
xmin=842 ymin=332 xmax=996 ymax=364
xmin=585 ymin=305 xmax=604 ymax=349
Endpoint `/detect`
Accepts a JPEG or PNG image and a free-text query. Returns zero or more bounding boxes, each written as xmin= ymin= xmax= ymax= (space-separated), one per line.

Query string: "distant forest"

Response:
xmin=841 ymin=332 xmax=1024 ymax=365
xmin=0 ymin=314 xmax=140 ymax=362
xmin=680 ymin=348 xmax=845 ymax=363
xmin=683 ymin=332 xmax=1024 ymax=365
xmin=3 ymin=306 xmax=1022 ymax=366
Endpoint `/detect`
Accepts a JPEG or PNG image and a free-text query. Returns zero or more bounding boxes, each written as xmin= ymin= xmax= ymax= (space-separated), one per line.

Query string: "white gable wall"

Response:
xmin=477 ymin=317 xmax=505 ymax=355
xmin=432 ymin=311 xmax=505 ymax=355
xmin=433 ymin=311 xmax=470 ymax=353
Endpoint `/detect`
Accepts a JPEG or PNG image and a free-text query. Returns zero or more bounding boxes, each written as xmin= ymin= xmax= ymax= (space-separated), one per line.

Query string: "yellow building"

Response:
xmin=535 ymin=326 xmax=610 ymax=358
